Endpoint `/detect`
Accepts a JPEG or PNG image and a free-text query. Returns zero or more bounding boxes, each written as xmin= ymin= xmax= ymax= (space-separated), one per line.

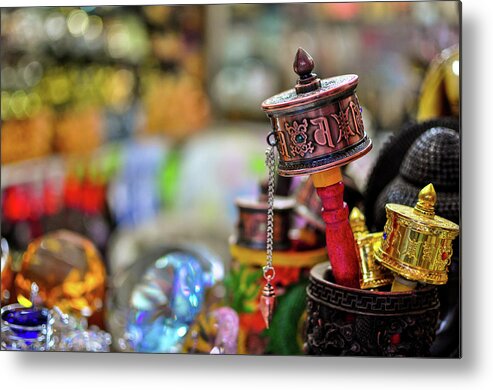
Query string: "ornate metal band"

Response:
xmin=360 ymin=276 xmax=394 ymax=290
xmin=267 ymin=93 xmax=372 ymax=176
xmin=278 ymin=136 xmax=372 ymax=176
xmin=375 ymin=249 xmax=448 ymax=285
xmin=307 ymin=263 xmax=439 ymax=316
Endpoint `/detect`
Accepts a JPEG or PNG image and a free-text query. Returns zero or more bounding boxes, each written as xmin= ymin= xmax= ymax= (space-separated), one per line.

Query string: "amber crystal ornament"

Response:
xmin=375 ymin=184 xmax=459 ymax=285
xmin=14 ymin=230 xmax=106 ymax=323
xmin=349 ymin=207 xmax=393 ymax=289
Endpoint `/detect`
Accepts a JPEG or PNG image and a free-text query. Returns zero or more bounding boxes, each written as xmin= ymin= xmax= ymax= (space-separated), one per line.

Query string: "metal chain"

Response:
xmin=263 ymin=146 xmax=276 ymax=282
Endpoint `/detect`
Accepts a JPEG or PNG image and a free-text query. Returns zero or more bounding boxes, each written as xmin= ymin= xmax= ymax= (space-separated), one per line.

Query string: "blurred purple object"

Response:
xmin=211 ymin=307 xmax=239 ymax=354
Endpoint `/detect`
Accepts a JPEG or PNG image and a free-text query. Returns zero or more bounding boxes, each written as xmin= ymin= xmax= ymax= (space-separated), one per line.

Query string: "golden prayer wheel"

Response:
xmin=349 ymin=207 xmax=393 ymax=289
xmin=375 ymin=184 xmax=459 ymax=285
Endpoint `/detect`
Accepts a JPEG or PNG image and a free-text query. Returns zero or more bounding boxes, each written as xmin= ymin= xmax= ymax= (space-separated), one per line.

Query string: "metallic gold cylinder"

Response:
xmin=375 ymin=184 xmax=459 ymax=285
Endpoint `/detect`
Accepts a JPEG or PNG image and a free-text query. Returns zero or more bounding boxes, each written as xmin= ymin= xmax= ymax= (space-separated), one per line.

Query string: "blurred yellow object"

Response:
xmin=54 ymin=107 xmax=103 ymax=155
xmin=142 ymin=72 xmax=210 ymax=139
xmin=417 ymin=45 xmax=459 ymax=121
xmin=17 ymin=294 xmax=33 ymax=308
xmin=1 ymin=110 xmax=55 ymax=164
xmin=14 ymin=230 xmax=106 ymax=325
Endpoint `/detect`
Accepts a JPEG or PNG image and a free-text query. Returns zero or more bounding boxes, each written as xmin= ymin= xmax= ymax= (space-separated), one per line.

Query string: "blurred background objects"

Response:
xmin=1 ymin=2 xmax=459 ymax=354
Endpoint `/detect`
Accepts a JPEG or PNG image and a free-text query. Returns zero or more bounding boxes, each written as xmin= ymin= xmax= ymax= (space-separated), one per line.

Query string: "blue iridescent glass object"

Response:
xmin=126 ymin=252 xmax=205 ymax=353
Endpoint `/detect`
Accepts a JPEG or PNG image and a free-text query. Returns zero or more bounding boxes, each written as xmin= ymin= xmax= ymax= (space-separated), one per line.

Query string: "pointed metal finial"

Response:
xmin=294 ymin=47 xmax=315 ymax=78
xmin=414 ymin=183 xmax=436 ymax=217
xmin=293 ymin=47 xmax=321 ymax=94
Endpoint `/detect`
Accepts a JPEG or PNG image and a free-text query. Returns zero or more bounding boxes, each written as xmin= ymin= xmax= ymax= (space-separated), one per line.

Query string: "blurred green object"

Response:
xmin=248 ymin=154 xmax=266 ymax=177
xmin=159 ymin=148 xmax=181 ymax=209
xmin=223 ymin=264 xmax=262 ymax=314
xmin=264 ymin=281 xmax=308 ymax=355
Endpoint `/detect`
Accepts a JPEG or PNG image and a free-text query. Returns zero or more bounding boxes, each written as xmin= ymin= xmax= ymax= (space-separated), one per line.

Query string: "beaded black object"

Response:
xmin=364 ymin=117 xmax=459 ymax=231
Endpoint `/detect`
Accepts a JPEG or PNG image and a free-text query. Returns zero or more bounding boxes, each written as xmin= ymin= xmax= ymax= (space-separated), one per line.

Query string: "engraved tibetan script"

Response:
xmin=311 ymin=116 xmax=335 ymax=147
xmin=273 ymin=100 xmax=364 ymax=159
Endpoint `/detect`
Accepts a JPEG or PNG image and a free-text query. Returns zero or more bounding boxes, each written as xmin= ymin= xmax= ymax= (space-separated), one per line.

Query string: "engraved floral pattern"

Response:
xmin=331 ymin=104 xmax=356 ymax=144
xmin=285 ymin=119 xmax=314 ymax=157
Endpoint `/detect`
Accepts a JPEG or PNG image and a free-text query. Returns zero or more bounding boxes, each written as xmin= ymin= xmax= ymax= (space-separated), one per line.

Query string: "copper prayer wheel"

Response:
xmin=235 ymin=196 xmax=295 ymax=251
xmin=261 ymin=49 xmax=372 ymax=176
xmin=261 ymin=48 xmax=372 ymax=289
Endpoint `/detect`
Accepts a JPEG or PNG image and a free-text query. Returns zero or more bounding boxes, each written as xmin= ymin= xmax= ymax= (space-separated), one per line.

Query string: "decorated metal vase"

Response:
xmin=228 ymin=239 xmax=326 ymax=355
xmin=375 ymin=184 xmax=460 ymax=285
xmin=305 ymin=262 xmax=440 ymax=356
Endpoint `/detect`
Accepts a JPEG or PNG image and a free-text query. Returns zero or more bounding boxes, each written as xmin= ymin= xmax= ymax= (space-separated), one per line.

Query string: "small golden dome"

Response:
xmin=414 ymin=183 xmax=436 ymax=217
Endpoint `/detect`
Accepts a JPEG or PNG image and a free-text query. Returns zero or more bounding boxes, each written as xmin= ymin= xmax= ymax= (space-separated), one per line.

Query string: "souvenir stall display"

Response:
xmin=1 ymin=3 xmax=460 ymax=356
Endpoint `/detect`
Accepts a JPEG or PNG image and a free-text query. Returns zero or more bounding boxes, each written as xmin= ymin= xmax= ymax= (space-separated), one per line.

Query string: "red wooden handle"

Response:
xmin=316 ymin=181 xmax=360 ymax=288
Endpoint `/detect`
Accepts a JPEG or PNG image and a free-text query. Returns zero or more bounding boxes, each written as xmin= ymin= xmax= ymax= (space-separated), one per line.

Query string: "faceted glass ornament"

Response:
xmin=49 ymin=306 xmax=111 ymax=352
xmin=1 ymin=238 xmax=14 ymax=305
xmin=107 ymin=244 xmax=223 ymax=353
xmin=56 ymin=328 xmax=111 ymax=352
xmin=125 ymin=252 xmax=206 ymax=353
xmin=14 ymin=230 xmax=106 ymax=322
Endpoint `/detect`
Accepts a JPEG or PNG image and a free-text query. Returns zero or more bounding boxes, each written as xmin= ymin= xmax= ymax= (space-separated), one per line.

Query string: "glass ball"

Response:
xmin=125 ymin=252 xmax=205 ymax=353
